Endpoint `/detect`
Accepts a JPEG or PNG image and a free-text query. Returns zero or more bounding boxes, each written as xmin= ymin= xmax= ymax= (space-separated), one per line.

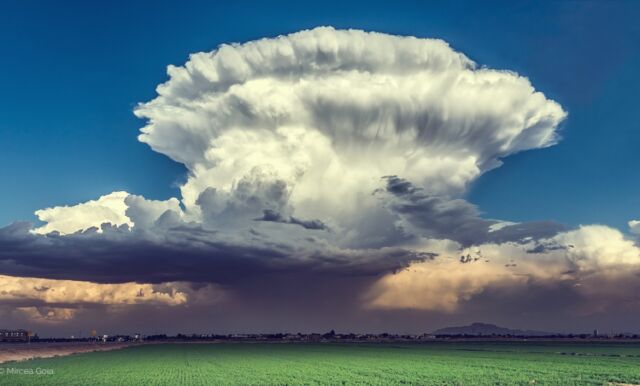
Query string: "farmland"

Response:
xmin=1 ymin=342 xmax=639 ymax=385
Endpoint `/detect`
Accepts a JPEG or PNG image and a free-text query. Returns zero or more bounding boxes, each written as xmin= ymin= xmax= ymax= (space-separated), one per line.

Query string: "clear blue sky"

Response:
xmin=1 ymin=0 xmax=639 ymax=230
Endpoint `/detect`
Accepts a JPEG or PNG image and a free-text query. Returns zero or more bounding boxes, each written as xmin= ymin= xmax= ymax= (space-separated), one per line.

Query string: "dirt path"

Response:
xmin=0 ymin=342 xmax=140 ymax=363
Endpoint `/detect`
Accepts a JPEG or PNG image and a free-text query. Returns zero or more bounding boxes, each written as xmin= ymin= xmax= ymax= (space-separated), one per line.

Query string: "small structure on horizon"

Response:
xmin=0 ymin=329 xmax=29 ymax=342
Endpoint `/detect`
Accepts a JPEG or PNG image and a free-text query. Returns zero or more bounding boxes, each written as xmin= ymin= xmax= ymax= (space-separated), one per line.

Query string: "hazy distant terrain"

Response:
xmin=433 ymin=322 xmax=554 ymax=336
xmin=2 ymin=342 xmax=640 ymax=385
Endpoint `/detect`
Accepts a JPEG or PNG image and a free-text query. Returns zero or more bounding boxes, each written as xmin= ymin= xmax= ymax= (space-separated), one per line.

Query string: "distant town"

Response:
xmin=3 ymin=323 xmax=640 ymax=344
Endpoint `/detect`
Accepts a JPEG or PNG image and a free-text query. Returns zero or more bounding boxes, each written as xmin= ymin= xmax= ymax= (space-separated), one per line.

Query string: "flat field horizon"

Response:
xmin=1 ymin=342 xmax=640 ymax=385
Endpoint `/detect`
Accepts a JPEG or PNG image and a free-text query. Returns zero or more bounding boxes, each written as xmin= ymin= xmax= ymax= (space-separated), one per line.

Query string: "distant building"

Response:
xmin=593 ymin=329 xmax=598 ymax=337
xmin=0 ymin=329 xmax=29 ymax=342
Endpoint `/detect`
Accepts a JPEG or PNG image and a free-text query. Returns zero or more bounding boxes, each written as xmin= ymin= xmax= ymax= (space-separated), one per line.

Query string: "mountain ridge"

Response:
xmin=432 ymin=322 xmax=554 ymax=336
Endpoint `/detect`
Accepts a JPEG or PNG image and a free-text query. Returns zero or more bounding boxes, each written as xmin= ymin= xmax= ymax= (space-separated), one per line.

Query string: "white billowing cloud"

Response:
xmin=32 ymin=192 xmax=184 ymax=235
xmin=32 ymin=28 xmax=566 ymax=241
xmin=0 ymin=274 xmax=225 ymax=307
xmin=124 ymin=194 xmax=183 ymax=230
xmin=554 ymin=225 xmax=640 ymax=268
xmin=33 ymin=192 xmax=132 ymax=235
xmin=629 ymin=220 xmax=640 ymax=235
xmin=132 ymin=26 xmax=566 ymax=239
xmin=367 ymin=225 xmax=640 ymax=313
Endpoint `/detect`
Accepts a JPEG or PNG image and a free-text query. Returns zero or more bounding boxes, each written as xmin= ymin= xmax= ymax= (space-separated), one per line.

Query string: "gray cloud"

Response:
xmin=0 ymin=220 xmax=426 ymax=285
xmin=256 ymin=209 xmax=328 ymax=230
xmin=379 ymin=176 xmax=564 ymax=247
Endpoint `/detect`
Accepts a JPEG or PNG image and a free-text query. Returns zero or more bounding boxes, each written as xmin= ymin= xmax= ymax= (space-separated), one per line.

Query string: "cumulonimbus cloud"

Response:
xmin=3 ymin=27 xmax=639 ymax=324
xmin=134 ymin=27 xmax=566 ymax=236
xmin=28 ymin=27 xmax=566 ymax=245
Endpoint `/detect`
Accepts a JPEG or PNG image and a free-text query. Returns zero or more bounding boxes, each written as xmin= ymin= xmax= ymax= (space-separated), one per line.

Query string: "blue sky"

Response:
xmin=1 ymin=0 xmax=639 ymax=230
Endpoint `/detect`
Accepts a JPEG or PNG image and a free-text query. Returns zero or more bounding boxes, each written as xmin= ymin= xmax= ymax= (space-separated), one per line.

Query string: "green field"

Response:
xmin=1 ymin=342 xmax=640 ymax=385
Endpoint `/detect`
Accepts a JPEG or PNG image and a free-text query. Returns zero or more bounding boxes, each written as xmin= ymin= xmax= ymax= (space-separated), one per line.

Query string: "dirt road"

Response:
xmin=0 ymin=342 xmax=139 ymax=363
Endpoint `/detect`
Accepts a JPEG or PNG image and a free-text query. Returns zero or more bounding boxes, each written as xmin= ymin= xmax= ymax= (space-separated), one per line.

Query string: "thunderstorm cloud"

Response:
xmin=2 ymin=27 xmax=639 ymax=331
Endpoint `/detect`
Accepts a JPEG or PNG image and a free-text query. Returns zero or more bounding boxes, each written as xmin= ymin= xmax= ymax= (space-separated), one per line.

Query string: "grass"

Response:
xmin=1 ymin=342 xmax=640 ymax=385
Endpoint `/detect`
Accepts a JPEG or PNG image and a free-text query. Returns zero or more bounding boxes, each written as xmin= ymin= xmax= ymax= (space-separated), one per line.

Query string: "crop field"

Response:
xmin=1 ymin=342 xmax=640 ymax=385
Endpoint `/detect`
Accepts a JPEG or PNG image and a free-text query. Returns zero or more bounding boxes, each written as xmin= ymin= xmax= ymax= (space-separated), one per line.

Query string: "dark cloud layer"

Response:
xmin=256 ymin=209 xmax=328 ymax=230
xmin=380 ymin=176 xmax=564 ymax=247
xmin=0 ymin=221 xmax=426 ymax=284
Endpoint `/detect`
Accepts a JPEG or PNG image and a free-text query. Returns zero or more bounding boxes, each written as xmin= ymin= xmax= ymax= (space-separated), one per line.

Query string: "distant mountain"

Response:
xmin=432 ymin=322 xmax=553 ymax=336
